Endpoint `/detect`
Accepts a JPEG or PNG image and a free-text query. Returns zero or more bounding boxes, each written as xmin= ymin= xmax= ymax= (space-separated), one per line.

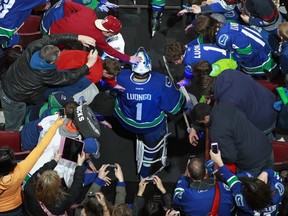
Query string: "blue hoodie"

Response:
xmin=29 ymin=51 xmax=56 ymax=70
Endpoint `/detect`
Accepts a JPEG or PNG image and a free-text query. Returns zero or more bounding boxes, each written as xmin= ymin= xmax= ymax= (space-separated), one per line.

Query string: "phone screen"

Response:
xmin=62 ymin=137 xmax=83 ymax=163
xmin=211 ymin=143 xmax=218 ymax=154
xmin=59 ymin=108 xmax=65 ymax=118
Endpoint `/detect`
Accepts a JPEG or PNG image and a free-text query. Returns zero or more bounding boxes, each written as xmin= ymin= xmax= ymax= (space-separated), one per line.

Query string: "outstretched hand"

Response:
xmin=129 ymin=55 xmax=142 ymax=64
xmin=189 ymin=127 xmax=199 ymax=146
xmin=153 ymin=175 xmax=166 ymax=194
xmin=98 ymin=164 xmax=112 ymax=186
xmin=54 ymin=150 xmax=62 ymax=162
xmin=209 ymin=149 xmax=224 ymax=167
xmin=114 ymin=163 xmax=124 ymax=182
xmin=78 ymin=35 xmax=96 ymax=47
xmin=137 ymin=179 xmax=148 ymax=196
xmin=177 ymin=9 xmax=190 ymax=16
xmin=177 ymin=78 xmax=190 ymax=87
xmin=113 ymin=84 xmax=125 ymax=91
xmin=86 ymin=49 xmax=98 ymax=68
xmin=77 ymin=151 xmax=86 ymax=166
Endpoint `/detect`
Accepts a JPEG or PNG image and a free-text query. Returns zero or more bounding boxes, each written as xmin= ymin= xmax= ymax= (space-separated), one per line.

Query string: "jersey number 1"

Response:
xmin=136 ymin=103 xmax=142 ymax=121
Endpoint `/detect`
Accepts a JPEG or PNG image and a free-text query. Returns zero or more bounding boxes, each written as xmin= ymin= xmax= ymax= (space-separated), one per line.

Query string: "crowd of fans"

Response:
xmin=1 ymin=0 xmax=288 ymax=215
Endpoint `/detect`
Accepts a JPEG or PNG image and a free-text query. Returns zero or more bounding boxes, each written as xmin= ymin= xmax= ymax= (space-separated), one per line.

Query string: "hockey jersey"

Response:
xmin=279 ymin=41 xmax=288 ymax=74
xmin=40 ymin=0 xmax=65 ymax=34
xmin=183 ymin=43 xmax=237 ymax=79
xmin=183 ymin=43 xmax=232 ymax=66
xmin=201 ymin=0 xmax=241 ymax=23
xmin=114 ymin=69 xmax=185 ymax=133
xmin=219 ymin=166 xmax=284 ymax=216
xmin=0 ymin=0 xmax=49 ymax=47
xmin=216 ymin=22 xmax=276 ymax=73
xmin=173 ymin=175 xmax=235 ymax=216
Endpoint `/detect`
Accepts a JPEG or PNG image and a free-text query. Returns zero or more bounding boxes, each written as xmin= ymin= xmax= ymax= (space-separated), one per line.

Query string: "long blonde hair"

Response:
xmin=35 ymin=170 xmax=67 ymax=205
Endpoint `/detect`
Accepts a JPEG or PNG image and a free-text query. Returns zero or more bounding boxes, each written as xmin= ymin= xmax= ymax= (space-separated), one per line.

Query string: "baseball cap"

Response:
xmin=83 ymin=138 xmax=100 ymax=159
xmin=48 ymin=91 xmax=74 ymax=108
xmin=95 ymin=15 xmax=122 ymax=34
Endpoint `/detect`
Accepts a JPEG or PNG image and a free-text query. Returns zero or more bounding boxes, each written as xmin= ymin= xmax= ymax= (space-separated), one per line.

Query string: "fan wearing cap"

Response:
xmin=48 ymin=1 xmax=141 ymax=64
xmin=114 ymin=47 xmax=186 ymax=178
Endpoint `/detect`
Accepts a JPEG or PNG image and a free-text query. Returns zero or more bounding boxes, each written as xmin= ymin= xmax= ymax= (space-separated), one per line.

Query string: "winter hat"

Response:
xmin=48 ymin=91 xmax=74 ymax=108
xmin=83 ymin=138 xmax=100 ymax=159
xmin=95 ymin=15 xmax=122 ymax=34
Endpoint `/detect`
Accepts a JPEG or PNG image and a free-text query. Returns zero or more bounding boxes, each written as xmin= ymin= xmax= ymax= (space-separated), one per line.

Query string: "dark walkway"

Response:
xmin=93 ymin=7 xmax=205 ymax=187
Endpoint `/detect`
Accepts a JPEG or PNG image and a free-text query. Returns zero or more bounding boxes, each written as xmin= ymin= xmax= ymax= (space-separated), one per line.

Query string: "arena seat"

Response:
xmin=0 ymin=131 xmax=30 ymax=160
xmin=272 ymin=141 xmax=288 ymax=171
xmin=18 ymin=15 xmax=42 ymax=48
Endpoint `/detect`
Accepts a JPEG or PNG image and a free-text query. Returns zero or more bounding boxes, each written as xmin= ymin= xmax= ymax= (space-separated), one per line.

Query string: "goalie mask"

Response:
xmin=132 ymin=47 xmax=152 ymax=75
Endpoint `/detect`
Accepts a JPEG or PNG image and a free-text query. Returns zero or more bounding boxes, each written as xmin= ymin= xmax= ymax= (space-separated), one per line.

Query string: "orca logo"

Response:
xmin=218 ymin=34 xmax=229 ymax=47
xmin=235 ymin=194 xmax=244 ymax=206
xmin=275 ymin=182 xmax=284 ymax=196
xmin=223 ymin=183 xmax=230 ymax=191
xmin=224 ymin=11 xmax=235 ymax=18
xmin=166 ymin=77 xmax=172 ymax=87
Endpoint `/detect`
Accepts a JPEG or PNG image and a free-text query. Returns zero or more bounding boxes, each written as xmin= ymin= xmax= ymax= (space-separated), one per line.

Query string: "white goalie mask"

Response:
xmin=132 ymin=47 xmax=152 ymax=75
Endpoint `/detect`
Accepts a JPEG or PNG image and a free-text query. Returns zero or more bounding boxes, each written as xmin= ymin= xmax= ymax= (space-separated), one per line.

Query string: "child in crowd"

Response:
xmin=277 ymin=22 xmax=288 ymax=76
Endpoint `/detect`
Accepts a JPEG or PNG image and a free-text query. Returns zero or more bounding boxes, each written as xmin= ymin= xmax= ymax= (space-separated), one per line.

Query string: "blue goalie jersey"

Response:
xmin=114 ymin=69 xmax=185 ymax=134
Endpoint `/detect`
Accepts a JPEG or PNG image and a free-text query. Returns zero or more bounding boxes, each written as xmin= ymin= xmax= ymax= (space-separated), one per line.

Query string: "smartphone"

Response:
xmin=108 ymin=164 xmax=117 ymax=171
xmin=59 ymin=108 xmax=66 ymax=118
xmin=211 ymin=142 xmax=219 ymax=154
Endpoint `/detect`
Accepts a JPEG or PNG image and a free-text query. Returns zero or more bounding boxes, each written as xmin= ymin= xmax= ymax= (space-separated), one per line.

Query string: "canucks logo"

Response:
xmin=218 ymin=34 xmax=229 ymax=47
xmin=165 ymin=77 xmax=172 ymax=87
xmin=235 ymin=194 xmax=244 ymax=206
xmin=275 ymin=182 xmax=284 ymax=196
xmin=224 ymin=11 xmax=235 ymax=18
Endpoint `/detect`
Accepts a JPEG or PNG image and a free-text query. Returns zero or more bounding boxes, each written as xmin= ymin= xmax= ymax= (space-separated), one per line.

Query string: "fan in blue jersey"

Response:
xmin=40 ymin=0 xmax=65 ymax=35
xmin=0 ymin=0 xmax=50 ymax=48
xmin=194 ymin=14 xmax=279 ymax=77
xmin=164 ymin=41 xmax=238 ymax=86
xmin=114 ymin=47 xmax=186 ymax=178
xmin=210 ymin=150 xmax=284 ymax=216
xmin=173 ymin=157 xmax=235 ymax=215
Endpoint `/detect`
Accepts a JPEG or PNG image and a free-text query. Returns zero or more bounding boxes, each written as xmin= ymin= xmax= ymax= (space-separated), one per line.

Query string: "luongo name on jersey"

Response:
xmin=114 ymin=69 xmax=185 ymax=133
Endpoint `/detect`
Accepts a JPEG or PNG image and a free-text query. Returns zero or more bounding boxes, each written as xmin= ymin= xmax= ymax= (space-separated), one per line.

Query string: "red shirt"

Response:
xmin=56 ymin=50 xmax=103 ymax=83
xmin=50 ymin=2 xmax=130 ymax=62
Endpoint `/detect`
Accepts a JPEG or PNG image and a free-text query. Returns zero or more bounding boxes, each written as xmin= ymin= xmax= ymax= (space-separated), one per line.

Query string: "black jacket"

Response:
xmin=23 ymin=160 xmax=84 ymax=216
xmin=214 ymin=69 xmax=277 ymax=131
xmin=210 ymin=103 xmax=272 ymax=171
xmin=1 ymin=34 xmax=89 ymax=104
